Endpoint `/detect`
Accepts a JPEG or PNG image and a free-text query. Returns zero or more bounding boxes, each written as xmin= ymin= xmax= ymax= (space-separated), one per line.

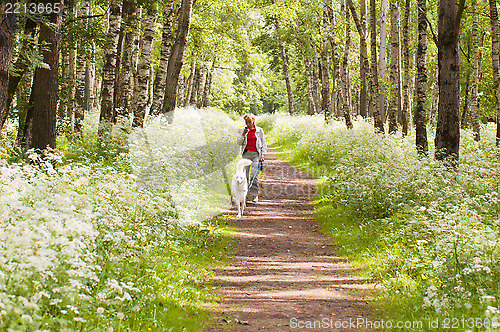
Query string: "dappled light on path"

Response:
xmin=208 ymin=150 xmax=374 ymax=331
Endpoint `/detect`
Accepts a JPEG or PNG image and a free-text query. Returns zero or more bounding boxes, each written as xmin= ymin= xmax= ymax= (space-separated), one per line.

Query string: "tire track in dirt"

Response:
xmin=208 ymin=150 xmax=375 ymax=331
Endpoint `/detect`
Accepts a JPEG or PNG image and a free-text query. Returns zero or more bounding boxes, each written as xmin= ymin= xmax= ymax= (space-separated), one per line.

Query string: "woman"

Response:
xmin=236 ymin=113 xmax=267 ymax=202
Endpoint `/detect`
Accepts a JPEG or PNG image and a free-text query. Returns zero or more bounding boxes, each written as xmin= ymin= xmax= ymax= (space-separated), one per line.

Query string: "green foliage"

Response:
xmin=265 ymin=114 xmax=500 ymax=329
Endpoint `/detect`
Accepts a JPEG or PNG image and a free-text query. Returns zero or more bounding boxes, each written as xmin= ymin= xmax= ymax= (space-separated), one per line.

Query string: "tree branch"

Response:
xmin=453 ymin=0 xmax=467 ymax=44
xmin=419 ymin=5 xmax=438 ymax=46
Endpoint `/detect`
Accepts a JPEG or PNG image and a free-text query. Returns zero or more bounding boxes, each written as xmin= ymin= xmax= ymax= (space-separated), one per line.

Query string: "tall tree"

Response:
xmin=359 ymin=0 xmax=368 ymax=118
xmin=74 ymin=0 xmax=92 ymax=135
xmin=99 ymin=1 xmax=123 ymax=135
xmin=489 ymin=0 xmax=500 ymax=146
xmin=23 ymin=0 xmax=63 ymax=150
xmin=341 ymin=0 xmax=353 ymax=129
xmin=274 ymin=9 xmax=295 ymax=114
xmin=320 ymin=4 xmax=331 ymax=116
xmin=132 ymin=5 xmax=158 ymax=127
xmin=151 ymin=1 xmax=174 ymax=115
xmin=378 ymin=0 xmax=388 ymax=123
xmin=435 ymin=0 xmax=465 ymax=164
xmin=117 ymin=0 xmax=139 ymax=114
xmin=401 ymin=0 xmax=410 ymax=136
xmin=388 ymin=1 xmax=401 ymax=134
xmin=162 ymin=0 xmax=194 ymax=115
xmin=0 ymin=0 xmax=16 ymax=134
xmin=470 ymin=0 xmax=481 ymax=142
xmin=369 ymin=0 xmax=383 ymax=132
xmin=346 ymin=0 xmax=369 ymax=118
xmin=415 ymin=0 xmax=429 ymax=155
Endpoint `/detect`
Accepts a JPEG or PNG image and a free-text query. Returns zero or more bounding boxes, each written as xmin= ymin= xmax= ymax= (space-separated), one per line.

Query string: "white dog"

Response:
xmin=231 ymin=158 xmax=252 ymax=217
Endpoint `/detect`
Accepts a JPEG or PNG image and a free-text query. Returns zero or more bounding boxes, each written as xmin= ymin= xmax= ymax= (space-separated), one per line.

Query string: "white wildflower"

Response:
xmin=97 ymin=307 xmax=105 ymax=314
xmin=116 ymin=312 xmax=125 ymax=320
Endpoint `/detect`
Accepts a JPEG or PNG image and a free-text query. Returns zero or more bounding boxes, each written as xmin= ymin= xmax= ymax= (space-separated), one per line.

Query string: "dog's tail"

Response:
xmin=236 ymin=158 xmax=252 ymax=173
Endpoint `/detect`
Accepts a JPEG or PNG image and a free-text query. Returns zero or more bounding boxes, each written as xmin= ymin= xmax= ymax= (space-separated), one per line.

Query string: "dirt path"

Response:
xmin=208 ymin=150 xmax=375 ymax=331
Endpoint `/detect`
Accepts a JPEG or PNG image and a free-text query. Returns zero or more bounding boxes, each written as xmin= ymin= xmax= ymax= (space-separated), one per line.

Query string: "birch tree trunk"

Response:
xmin=489 ymin=0 xmax=500 ymax=146
xmin=74 ymin=0 xmax=91 ymax=135
xmin=61 ymin=0 xmax=76 ymax=121
xmin=470 ymin=0 xmax=481 ymax=142
xmin=196 ymin=64 xmax=207 ymax=108
xmin=415 ymin=0 xmax=429 ymax=155
xmin=116 ymin=0 xmax=138 ymax=114
xmin=24 ymin=1 xmax=62 ymax=150
xmin=379 ymin=0 xmax=388 ymax=122
xmin=189 ymin=63 xmax=200 ymax=105
xmin=388 ymin=1 xmax=401 ymax=134
xmin=185 ymin=60 xmax=196 ymax=106
xmin=401 ymin=0 xmax=410 ymax=136
xmin=132 ymin=6 xmax=157 ymax=127
xmin=0 ymin=0 xmax=16 ymax=134
xmin=435 ymin=0 xmax=465 ymax=164
xmin=275 ymin=15 xmax=295 ymax=114
xmin=151 ymin=1 xmax=174 ymax=115
xmin=359 ymin=0 xmax=368 ymax=118
xmin=312 ymin=47 xmax=322 ymax=113
xmin=99 ymin=1 xmax=122 ymax=135
xmin=369 ymin=0 xmax=382 ymax=131
xmin=342 ymin=1 xmax=353 ymax=129
xmin=346 ymin=0 xmax=369 ymax=119
xmin=201 ymin=61 xmax=214 ymax=108
xmin=320 ymin=5 xmax=331 ymax=116
xmin=162 ymin=0 xmax=194 ymax=115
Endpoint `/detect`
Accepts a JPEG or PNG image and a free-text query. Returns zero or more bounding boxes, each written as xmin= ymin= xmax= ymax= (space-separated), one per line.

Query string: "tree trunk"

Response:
xmin=470 ymin=0 xmax=480 ymax=142
xmin=435 ymin=0 xmax=465 ymax=164
xmin=2 ymin=18 xmax=36 ymax=129
xmin=196 ymin=64 xmax=207 ymax=108
xmin=342 ymin=1 xmax=353 ymax=129
xmin=388 ymin=1 xmax=401 ymax=134
xmin=359 ymin=0 xmax=368 ymax=118
xmin=24 ymin=2 xmax=62 ymax=150
xmin=327 ymin=7 xmax=340 ymax=117
xmin=162 ymin=0 xmax=194 ymax=115
xmin=369 ymin=0 xmax=383 ymax=132
xmin=320 ymin=5 xmax=331 ymax=117
xmin=415 ymin=0 xmax=429 ymax=155
xmin=99 ymin=1 xmax=122 ymax=135
xmin=201 ymin=61 xmax=214 ymax=108
xmin=275 ymin=15 xmax=295 ymax=115
xmin=379 ymin=0 xmax=388 ymax=123
xmin=132 ymin=5 xmax=157 ymax=127
xmin=74 ymin=0 xmax=91 ymax=135
xmin=312 ymin=47 xmax=322 ymax=113
xmin=490 ymin=0 xmax=500 ymax=146
xmin=346 ymin=0 xmax=369 ymax=119
xmin=401 ymin=0 xmax=410 ymax=136
xmin=177 ymin=74 xmax=187 ymax=107
xmin=151 ymin=1 xmax=174 ymax=115
xmin=0 ymin=0 xmax=16 ymax=134
xmin=185 ymin=59 xmax=196 ymax=106
xmin=189 ymin=62 xmax=200 ymax=105
xmin=117 ymin=1 xmax=139 ymax=113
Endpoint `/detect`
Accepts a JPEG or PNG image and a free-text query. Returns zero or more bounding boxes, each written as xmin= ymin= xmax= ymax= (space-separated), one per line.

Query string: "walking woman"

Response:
xmin=237 ymin=113 xmax=267 ymax=202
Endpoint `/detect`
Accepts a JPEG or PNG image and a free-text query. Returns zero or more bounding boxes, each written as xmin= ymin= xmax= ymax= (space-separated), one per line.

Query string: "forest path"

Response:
xmin=207 ymin=150 xmax=375 ymax=331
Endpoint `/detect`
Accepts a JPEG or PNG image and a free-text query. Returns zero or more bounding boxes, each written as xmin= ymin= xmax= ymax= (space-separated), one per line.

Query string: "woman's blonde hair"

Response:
xmin=243 ymin=113 xmax=255 ymax=123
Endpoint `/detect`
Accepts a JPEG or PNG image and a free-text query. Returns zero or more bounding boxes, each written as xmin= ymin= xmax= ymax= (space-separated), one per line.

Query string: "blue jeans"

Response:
xmin=242 ymin=150 xmax=260 ymax=199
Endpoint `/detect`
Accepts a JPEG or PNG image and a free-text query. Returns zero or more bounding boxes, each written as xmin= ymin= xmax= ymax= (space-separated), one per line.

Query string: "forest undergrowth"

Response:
xmin=0 ymin=108 xmax=238 ymax=331
xmin=260 ymin=113 xmax=500 ymax=331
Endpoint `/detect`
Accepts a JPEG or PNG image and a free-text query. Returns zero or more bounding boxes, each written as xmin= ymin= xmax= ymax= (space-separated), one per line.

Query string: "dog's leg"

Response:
xmin=242 ymin=200 xmax=246 ymax=216
xmin=237 ymin=200 xmax=242 ymax=218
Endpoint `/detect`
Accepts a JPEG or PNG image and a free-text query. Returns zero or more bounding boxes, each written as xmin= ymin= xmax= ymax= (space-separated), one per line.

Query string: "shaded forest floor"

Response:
xmin=207 ymin=150 xmax=376 ymax=331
